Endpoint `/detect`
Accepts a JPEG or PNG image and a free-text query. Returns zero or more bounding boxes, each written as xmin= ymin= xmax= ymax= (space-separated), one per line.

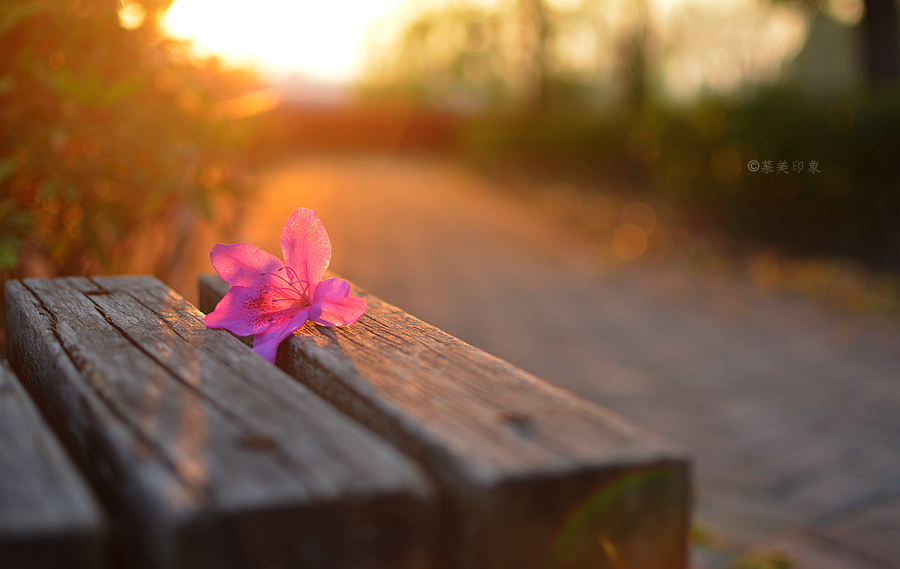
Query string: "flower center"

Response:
xmin=260 ymin=266 xmax=310 ymax=309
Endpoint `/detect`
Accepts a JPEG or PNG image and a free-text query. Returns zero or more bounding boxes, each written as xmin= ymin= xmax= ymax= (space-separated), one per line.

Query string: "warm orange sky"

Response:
xmin=160 ymin=0 xmax=713 ymax=82
xmin=162 ymin=0 xmax=410 ymax=82
xmin=159 ymin=0 xmax=851 ymax=98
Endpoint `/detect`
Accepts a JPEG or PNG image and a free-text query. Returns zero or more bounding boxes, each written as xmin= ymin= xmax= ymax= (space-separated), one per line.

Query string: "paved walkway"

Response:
xmin=224 ymin=154 xmax=900 ymax=569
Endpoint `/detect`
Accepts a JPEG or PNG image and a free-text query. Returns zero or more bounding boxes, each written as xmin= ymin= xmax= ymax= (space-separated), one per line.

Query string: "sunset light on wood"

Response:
xmin=5 ymin=0 xmax=899 ymax=565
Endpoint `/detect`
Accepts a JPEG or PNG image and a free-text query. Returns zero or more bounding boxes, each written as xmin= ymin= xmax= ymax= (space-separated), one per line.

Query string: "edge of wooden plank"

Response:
xmin=7 ymin=276 xmax=437 ymax=569
xmin=6 ymin=278 xmax=200 ymax=569
xmin=0 ymin=357 xmax=107 ymax=569
xmin=200 ymin=273 xmax=691 ymax=569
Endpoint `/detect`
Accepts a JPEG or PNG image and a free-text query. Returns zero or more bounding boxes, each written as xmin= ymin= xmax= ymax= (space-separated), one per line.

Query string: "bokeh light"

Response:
xmin=710 ymin=147 xmax=743 ymax=183
xmin=828 ymin=0 xmax=864 ymax=25
xmin=117 ymin=2 xmax=147 ymax=30
xmin=826 ymin=102 xmax=855 ymax=133
xmin=621 ymin=202 xmax=656 ymax=234
xmin=612 ymin=223 xmax=648 ymax=260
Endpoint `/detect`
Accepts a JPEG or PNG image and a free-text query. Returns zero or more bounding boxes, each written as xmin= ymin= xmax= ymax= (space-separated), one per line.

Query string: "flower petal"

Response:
xmin=211 ymin=243 xmax=284 ymax=289
xmin=252 ymin=307 xmax=311 ymax=364
xmin=281 ymin=208 xmax=331 ymax=286
xmin=309 ymin=278 xmax=367 ymax=326
xmin=204 ymin=286 xmax=294 ymax=336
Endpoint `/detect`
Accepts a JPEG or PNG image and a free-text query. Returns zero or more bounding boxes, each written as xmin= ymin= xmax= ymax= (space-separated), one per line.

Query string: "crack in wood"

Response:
xmin=10 ymin=276 xmax=437 ymax=569
xmin=18 ymin=280 xmax=193 ymax=492
xmin=79 ymin=281 xmax=273 ymax=443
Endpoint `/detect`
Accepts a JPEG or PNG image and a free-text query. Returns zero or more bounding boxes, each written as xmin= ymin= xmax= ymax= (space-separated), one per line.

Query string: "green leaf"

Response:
xmin=0 ymin=1 xmax=47 ymax=38
xmin=0 ymin=158 xmax=17 ymax=185
xmin=0 ymin=75 xmax=14 ymax=97
xmin=0 ymin=239 xmax=21 ymax=270
xmin=0 ymin=199 xmax=33 ymax=236
xmin=39 ymin=179 xmax=58 ymax=200
xmin=5 ymin=210 xmax=34 ymax=230
xmin=101 ymin=77 xmax=146 ymax=106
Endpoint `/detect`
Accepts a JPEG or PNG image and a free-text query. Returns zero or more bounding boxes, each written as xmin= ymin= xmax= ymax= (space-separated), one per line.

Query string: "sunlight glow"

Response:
xmin=660 ymin=0 xmax=808 ymax=101
xmin=118 ymin=2 xmax=146 ymax=30
xmin=161 ymin=0 xmax=407 ymax=82
xmin=162 ymin=0 xmax=808 ymax=98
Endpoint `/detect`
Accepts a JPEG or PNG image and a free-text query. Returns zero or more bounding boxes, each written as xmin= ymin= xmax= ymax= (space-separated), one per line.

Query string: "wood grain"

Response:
xmin=5 ymin=276 xmax=435 ymax=569
xmin=201 ymin=273 xmax=691 ymax=569
xmin=0 ymin=358 xmax=106 ymax=569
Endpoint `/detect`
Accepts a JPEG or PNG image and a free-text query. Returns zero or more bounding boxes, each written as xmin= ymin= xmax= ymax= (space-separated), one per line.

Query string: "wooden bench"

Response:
xmin=4 ymin=275 xmax=690 ymax=569
xmin=0 ymin=359 xmax=105 ymax=569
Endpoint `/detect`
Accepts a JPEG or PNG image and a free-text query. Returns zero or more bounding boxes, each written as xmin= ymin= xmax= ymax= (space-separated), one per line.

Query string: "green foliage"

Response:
xmin=689 ymin=523 xmax=717 ymax=547
xmin=459 ymin=86 xmax=900 ymax=271
xmin=362 ymin=4 xmax=514 ymax=108
xmin=361 ymin=0 xmax=612 ymax=112
xmin=654 ymin=88 xmax=900 ymax=270
xmin=0 ymin=0 xmax=256 ymax=279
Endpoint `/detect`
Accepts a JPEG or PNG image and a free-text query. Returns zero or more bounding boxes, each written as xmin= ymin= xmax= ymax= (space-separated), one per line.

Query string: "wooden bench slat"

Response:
xmin=6 ymin=276 xmax=435 ymax=569
xmin=201 ymin=273 xmax=691 ymax=569
xmin=0 ymin=359 xmax=106 ymax=569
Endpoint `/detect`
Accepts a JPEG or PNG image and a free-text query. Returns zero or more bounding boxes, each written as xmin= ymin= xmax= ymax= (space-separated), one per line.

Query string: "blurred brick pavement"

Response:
xmin=228 ymin=154 xmax=900 ymax=569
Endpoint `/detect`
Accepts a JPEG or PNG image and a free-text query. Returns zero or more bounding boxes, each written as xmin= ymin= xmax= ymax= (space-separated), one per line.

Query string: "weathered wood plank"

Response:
xmin=201 ymin=273 xmax=692 ymax=569
xmin=0 ymin=358 xmax=106 ymax=569
xmin=6 ymin=276 xmax=435 ymax=569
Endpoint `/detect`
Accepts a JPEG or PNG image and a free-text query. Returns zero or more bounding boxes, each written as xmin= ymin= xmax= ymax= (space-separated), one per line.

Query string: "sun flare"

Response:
xmin=161 ymin=0 xmax=407 ymax=82
xmin=161 ymin=0 xmax=808 ymax=98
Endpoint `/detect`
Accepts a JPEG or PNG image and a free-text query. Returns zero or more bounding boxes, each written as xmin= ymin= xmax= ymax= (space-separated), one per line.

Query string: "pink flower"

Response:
xmin=205 ymin=207 xmax=366 ymax=363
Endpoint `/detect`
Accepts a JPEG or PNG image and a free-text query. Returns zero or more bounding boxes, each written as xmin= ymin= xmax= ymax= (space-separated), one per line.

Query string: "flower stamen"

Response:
xmin=205 ymin=207 xmax=366 ymax=364
xmin=261 ymin=270 xmax=311 ymax=308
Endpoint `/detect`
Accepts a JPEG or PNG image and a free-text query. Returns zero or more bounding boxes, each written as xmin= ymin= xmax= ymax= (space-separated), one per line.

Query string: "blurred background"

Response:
xmin=3 ymin=0 xmax=900 ymax=567
xmin=3 ymin=0 xmax=899 ymax=310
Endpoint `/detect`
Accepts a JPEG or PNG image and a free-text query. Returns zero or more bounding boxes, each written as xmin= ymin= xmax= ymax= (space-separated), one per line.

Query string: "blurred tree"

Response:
xmin=365 ymin=4 xmax=508 ymax=107
xmin=363 ymin=0 xmax=614 ymax=112
xmin=0 ymin=0 xmax=255 ymax=283
xmin=790 ymin=0 xmax=899 ymax=86
xmin=519 ymin=0 xmax=552 ymax=111
xmin=617 ymin=0 xmax=648 ymax=116
xmin=860 ymin=0 xmax=900 ymax=84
